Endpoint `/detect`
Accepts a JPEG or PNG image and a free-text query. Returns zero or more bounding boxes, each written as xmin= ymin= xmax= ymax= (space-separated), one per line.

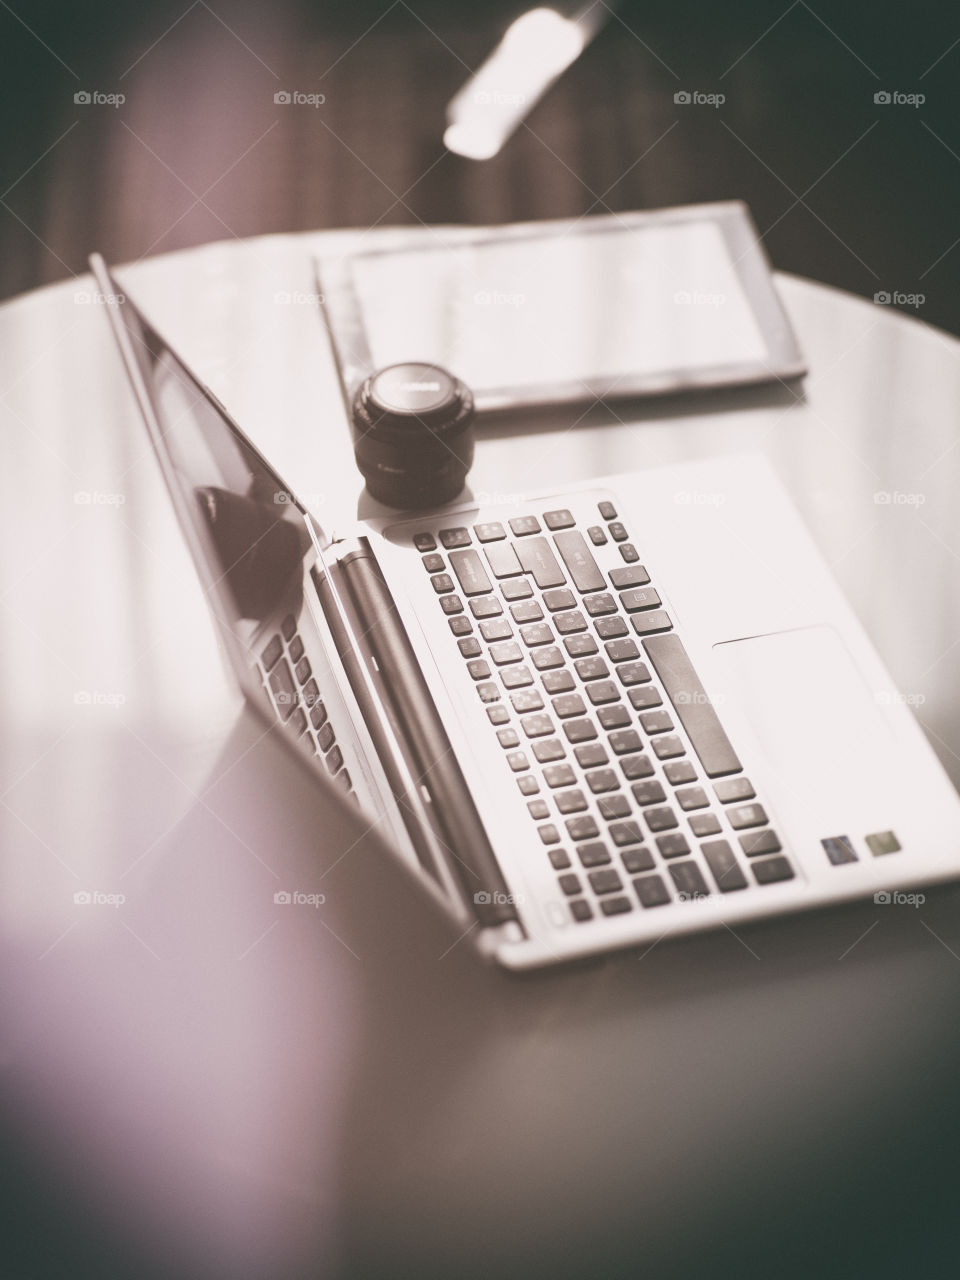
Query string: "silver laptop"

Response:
xmin=90 ymin=253 xmax=960 ymax=971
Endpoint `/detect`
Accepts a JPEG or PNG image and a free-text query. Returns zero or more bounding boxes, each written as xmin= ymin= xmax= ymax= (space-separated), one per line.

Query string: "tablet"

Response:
xmin=317 ymin=202 xmax=805 ymax=414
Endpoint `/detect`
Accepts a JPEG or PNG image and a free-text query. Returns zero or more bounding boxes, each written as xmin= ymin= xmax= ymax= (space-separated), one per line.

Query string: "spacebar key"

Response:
xmin=642 ymin=633 xmax=742 ymax=778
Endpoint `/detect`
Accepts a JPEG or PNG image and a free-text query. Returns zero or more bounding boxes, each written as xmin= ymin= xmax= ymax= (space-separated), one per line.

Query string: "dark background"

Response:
xmin=1 ymin=0 xmax=959 ymax=334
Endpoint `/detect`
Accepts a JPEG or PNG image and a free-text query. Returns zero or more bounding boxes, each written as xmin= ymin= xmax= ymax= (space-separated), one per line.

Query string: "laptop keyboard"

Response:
xmin=259 ymin=613 xmax=354 ymax=795
xmin=411 ymin=500 xmax=794 ymax=925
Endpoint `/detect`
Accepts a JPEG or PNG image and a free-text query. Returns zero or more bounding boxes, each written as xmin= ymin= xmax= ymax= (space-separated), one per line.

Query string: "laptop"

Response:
xmin=90 ymin=253 xmax=960 ymax=970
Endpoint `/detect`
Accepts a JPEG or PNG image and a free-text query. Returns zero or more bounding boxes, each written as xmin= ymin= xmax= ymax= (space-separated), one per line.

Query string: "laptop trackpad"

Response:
xmin=712 ymin=626 xmax=897 ymax=831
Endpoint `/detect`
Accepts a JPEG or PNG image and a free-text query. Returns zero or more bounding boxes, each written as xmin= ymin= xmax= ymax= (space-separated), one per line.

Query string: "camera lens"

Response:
xmin=352 ymin=362 xmax=475 ymax=509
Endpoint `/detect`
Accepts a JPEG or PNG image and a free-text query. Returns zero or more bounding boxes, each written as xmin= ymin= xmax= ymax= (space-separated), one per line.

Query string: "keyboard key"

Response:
xmin=621 ymin=753 xmax=655 ymax=780
xmin=543 ymin=588 xmax=576 ymax=612
xmin=480 ymin=617 xmax=513 ymax=641
xmin=501 ymin=665 xmax=534 ymax=688
xmin=291 ymin=708 xmax=309 ymax=737
xmin=281 ymin=615 xmax=297 ymax=640
xmin=740 ymin=829 xmax=782 ymax=856
xmin=598 ymin=705 xmax=631 ymax=730
xmin=289 ymin=635 xmax=305 ymax=663
xmin=538 ymin=824 xmax=561 ymax=845
xmin=439 ymin=527 xmax=471 ymax=548
xmin=517 ymin=775 xmax=539 ymax=796
xmin=484 ymin=541 xmax=523 ymax=578
xmin=511 ymin=688 xmax=544 ymax=712
xmin=605 ymin=638 xmax=640 ymax=663
xmin=449 ymin=549 xmax=492 ymax=596
xmin=490 ymin=640 xmax=523 ymax=665
xmin=598 ymin=500 xmax=617 ymax=520
xmin=609 ymin=565 xmax=650 ymax=589
xmin=302 ymin=678 xmax=320 ymax=708
xmin=558 ymin=873 xmax=582 ymax=896
xmin=620 ymin=543 xmax=640 ymax=563
xmin=608 ymin=729 xmax=642 ymax=756
xmin=586 ymin=768 xmax=620 ymax=794
xmin=533 ymin=738 xmax=566 ymax=763
xmin=554 ymin=610 xmax=587 ymax=635
xmin=589 ymin=868 xmax=623 ymax=895
xmin=544 ymin=763 xmax=576 ymax=788
xmin=326 ymin=746 xmax=343 ymax=773
xmin=728 ymin=804 xmax=769 ymax=831
xmin=521 ymin=712 xmax=554 ymax=738
xmin=295 ymin=657 xmax=311 ymax=684
xmin=714 ymin=777 xmax=756 ymax=804
xmin=631 ymin=779 xmax=666 ymax=806
xmin=477 ymin=682 xmax=501 ymax=703
xmin=515 ymin=535 xmax=565 ymax=587
xmin=675 ymin=786 xmax=709 ymax=811
xmin=865 ymin=829 xmax=901 ymax=856
xmin=564 ymin=718 xmax=597 ymax=743
xmin=616 ymin=661 xmax=651 ymax=687
xmin=574 ymin=743 xmax=608 ymax=768
xmin=506 ymin=751 xmax=529 ymax=772
xmin=544 ymin=508 xmax=575 ymax=530
xmin=572 ymin=655 xmax=606 ymax=682
xmin=598 ymin=794 xmax=631 ymax=819
xmin=608 ymin=820 xmax=644 ymax=847
xmin=422 ymin=553 xmax=445 ymax=573
xmin=553 ymin=530 xmax=606 ymax=593
xmin=567 ymin=815 xmax=600 ymax=841
xmin=570 ymin=899 xmax=593 ymax=922
xmin=262 ymin=635 xmax=283 ymax=671
xmin=474 ymin=521 xmax=505 ymax=542
xmin=689 ymin=814 xmax=722 ymax=838
xmin=310 ymin=700 xmax=327 ymax=729
xmin=548 ymin=847 xmax=571 ymax=869
xmin=564 ymin=634 xmax=598 ymax=657
xmin=752 ymin=855 xmax=795 ymax=885
xmin=542 ymin=669 xmax=575 ymax=694
xmin=645 ymin=805 xmax=679 ymax=832
xmin=555 ymin=788 xmax=588 ymax=814
xmin=531 ymin=646 xmax=565 ymax=671
xmin=669 ymin=862 xmax=710 ymax=899
xmin=601 ymin=895 xmax=633 ymax=916
xmin=577 ymin=840 xmax=610 ymax=866
xmin=497 ymin=728 xmax=520 ymax=748
xmin=413 ymin=532 xmax=436 ymax=552
xmin=528 ymin=799 xmax=550 ymax=820
xmin=269 ymin=659 xmax=298 ymax=720
xmin=664 ymin=760 xmax=697 ymax=785
xmin=656 ymin=833 xmax=690 ymax=858
xmin=643 ymin=633 xmax=741 ymax=778
xmin=335 ymin=768 xmax=351 ymax=791
xmin=553 ymin=693 xmax=587 ymax=718
xmin=317 ymin=722 xmax=335 ymax=752
xmin=701 ymin=840 xmax=748 ymax=892
xmin=585 ymin=593 xmax=617 ymax=617
xmin=652 ymin=735 xmax=685 ymax=760
xmin=470 ymin=596 xmax=502 ymax=618
xmin=458 ymin=637 xmax=482 ymax=658
xmin=620 ymin=587 xmax=661 ymax=612
xmin=631 ymin=610 xmax=673 ymax=636
xmin=487 ymin=704 xmax=510 ymax=725
xmin=640 ymin=710 xmax=674 ymax=735
xmin=521 ymin=623 xmax=554 ymax=647
xmin=608 ymin=522 xmax=628 ymax=542
xmin=628 ymin=686 xmax=662 ymax=710
xmin=633 ymin=874 xmax=671 ymax=908
xmin=511 ymin=600 xmax=543 ymax=623
xmin=587 ymin=681 xmax=621 ymax=706
xmin=588 ymin=525 xmax=607 ymax=546
xmin=622 ymin=845 xmax=656 ymax=873
xmin=467 ymin=659 xmax=491 ymax=681
xmin=509 ymin=515 xmax=541 ymax=537
xmin=594 ymin=616 xmax=628 ymax=639
xmin=440 ymin=595 xmax=464 ymax=615
xmin=502 ymin=578 xmax=533 ymax=601
xmin=449 ymin=616 xmax=473 ymax=636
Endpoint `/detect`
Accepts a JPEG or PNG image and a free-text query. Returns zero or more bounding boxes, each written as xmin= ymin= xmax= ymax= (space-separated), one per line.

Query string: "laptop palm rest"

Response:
xmin=712 ymin=626 xmax=899 ymax=855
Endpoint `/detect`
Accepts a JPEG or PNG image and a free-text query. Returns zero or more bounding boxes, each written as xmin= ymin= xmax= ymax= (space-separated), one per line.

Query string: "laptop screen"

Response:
xmin=98 ymin=267 xmax=308 ymax=655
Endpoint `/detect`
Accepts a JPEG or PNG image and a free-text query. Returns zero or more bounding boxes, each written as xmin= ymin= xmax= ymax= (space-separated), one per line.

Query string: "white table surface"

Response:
xmin=3 ymin=229 xmax=960 ymax=1280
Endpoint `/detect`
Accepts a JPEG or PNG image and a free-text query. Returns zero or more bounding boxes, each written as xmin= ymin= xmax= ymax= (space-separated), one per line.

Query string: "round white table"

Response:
xmin=3 ymin=231 xmax=960 ymax=1280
